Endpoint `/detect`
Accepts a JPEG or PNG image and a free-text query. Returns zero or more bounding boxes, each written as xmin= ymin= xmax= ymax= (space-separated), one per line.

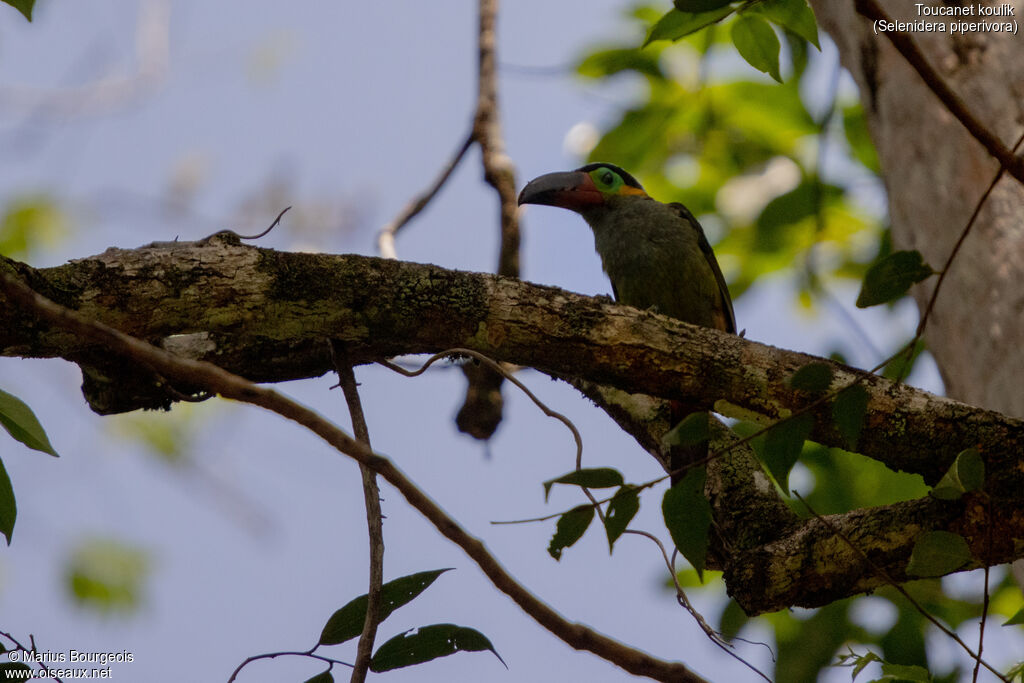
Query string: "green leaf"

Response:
xmin=836 ymin=649 xmax=882 ymax=680
xmin=548 ymin=505 xmax=594 ymax=560
xmin=752 ymin=0 xmax=819 ymax=48
xmin=1005 ymin=661 xmax=1024 ymax=682
xmin=0 ymin=195 xmax=66 ymax=258
xmin=604 ymin=486 xmax=640 ymax=552
xmin=843 ymin=104 xmax=880 ymax=174
xmin=662 ymin=467 xmax=712 ymax=580
xmin=717 ymin=598 xmax=750 ymax=641
xmin=2 ymin=0 xmax=33 ymax=21
xmin=370 ymin=624 xmax=505 ymax=672
xmin=675 ymin=0 xmax=733 ymax=10
xmin=303 ymin=671 xmax=334 ymax=683
xmin=882 ymin=338 xmax=926 ymax=381
xmin=877 ymin=661 xmax=932 ymax=682
xmin=577 ymin=47 xmax=663 ymax=79
xmin=543 ymin=467 xmax=623 ymax=501
xmin=761 ymin=413 xmax=813 ymax=495
xmin=1003 ymin=606 xmax=1024 ymax=626
xmin=0 ymin=388 xmax=59 ymax=457
xmin=788 ymin=363 xmax=833 ymax=393
xmin=856 ymin=250 xmax=935 ymax=308
xmin=832 ymin=384 xmax=869 ymax=450
xmin=929 ymin=448 xmax=984 ymax=501
xmin=319 ymin=568 xmax=454 ymax=645
xmin=755 ymin=181 xmax=843 ymax=251
xmin=731 ymin=15 xmax=782 ymax=82
xmin=662 ymin=411 xmax=710 ymax=448
xmin=645 ymin=6 xmax=735 ymax=46
xmin=67 ymin=538 xmax=150 ymax=615
xmin=905 ymin=531 xmax=971 ymax=578
xmin=0 ymin=458 xmax=15 ymax=545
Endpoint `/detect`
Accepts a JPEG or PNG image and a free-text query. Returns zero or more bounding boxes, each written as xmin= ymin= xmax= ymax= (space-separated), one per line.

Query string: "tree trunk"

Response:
xmin=809 ymin=0 xmax=1024 ymax=418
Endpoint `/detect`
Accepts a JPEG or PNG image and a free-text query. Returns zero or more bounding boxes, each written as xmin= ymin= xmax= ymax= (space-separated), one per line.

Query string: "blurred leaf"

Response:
xmin=1005 ymin=607 xmax=1024 ymax=626
xmin=588 ymin=102 xmax=677 ymax=170
xmin=878 ymin=602 xmax=928 ymax=676
xmin=370 ymin=624 xmax=505 ymax=672
xmin=0 ymin=458 xmax=15 ymax=545
xmin=0 ymin=195 xmax=66 ymax=258
xmin=843 ymin=104 xmax=881 ymax=173
xmin=835 ymin=649 xmax=882 ymax=681
xmin=319 ymin=568 xmax=454 ymax=646
xmin=832 ymin=384 xmax=869 ymax=451
xmin=905 ymin=531 xmax=971 ymax=578
xmin=109 ymin=405 xmax=206 ymax=466
xmin=66 ymin=538 xmax=150 ymax=614
xmin=604 ymin=486 xmax=639 ymax=551
xmin=302 ymin=671 xmax=333 ymax=683
xmin=645 ymin=7 xmax=734 ymax=46
xmin=856 ymin=251 xmax=935 ymax=308
xmin=773 ymin=601 xmax=853 ymax=681
xmin=1006 ymin=661 xmax=1024 ymax=682
xmin=675 ymin=0 xmax=733 ymax=10
xmin=548 ymin=505 xmax=594 ymax=560
xmin=761 ymin=413 xmax=813 ymax=495
xmin=882 ymin=339 xmax=926 ymax=381
xmin=783 ymin=27 xmax=810 ymax=75
xmin=752 ymin=0 xmax=819 ymax=48
xmin=0 ymin=388 xmax=59 ymax=457
xmin=543 ymin=468 xmax=623 ymax=501
xmin=929 ymin=448 xmax=984 ymax=501
xmin=578 ymin=47 xmax=663 ymax=79
xmin=1 ymin=0 xmax=33 ymax=22
xmin=662 ymin=467 xmax=711 ymax=580
xmin=877 ymin=662 xmax=932 ymax=682
xmin=788 ymin=363 xmax=833 ymax=393
xmin=662 ymin=411 xmax=710 ymax=447
xmin=718 ymin=598 xmax=750 ymax=641
xmin=731 ymin=15 xmax=782 ymax=82
xmin=755 ymin=181 xmax=843 ymax=251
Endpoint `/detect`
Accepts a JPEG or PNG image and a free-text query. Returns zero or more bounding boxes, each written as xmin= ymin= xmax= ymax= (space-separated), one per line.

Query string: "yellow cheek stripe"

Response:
xmin=620 ymin=185 xmax=648 ymax=197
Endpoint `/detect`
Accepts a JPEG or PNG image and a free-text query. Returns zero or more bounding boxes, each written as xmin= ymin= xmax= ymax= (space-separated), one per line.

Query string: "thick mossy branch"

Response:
xmin=728 ymin=493 xmax=1024 ymax=615
xmin=1 ymin=237 xmax=1020 ymax=481
xmin=3 ymin=238 xmax=1024 ymax=612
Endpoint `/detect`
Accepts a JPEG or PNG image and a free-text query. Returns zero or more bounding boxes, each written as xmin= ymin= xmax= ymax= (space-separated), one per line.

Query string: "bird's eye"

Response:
xmin=601 ymin=171 xmax=614 ymax=186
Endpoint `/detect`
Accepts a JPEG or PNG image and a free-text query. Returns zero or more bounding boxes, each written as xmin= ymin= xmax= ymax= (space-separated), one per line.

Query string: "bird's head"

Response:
xmin=517 ymin=163 xmax=648 ymax=213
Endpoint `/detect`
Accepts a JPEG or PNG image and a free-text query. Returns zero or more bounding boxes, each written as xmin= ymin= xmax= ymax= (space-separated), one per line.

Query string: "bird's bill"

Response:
xmin=517 ymin=171 xmax=605 ymax=210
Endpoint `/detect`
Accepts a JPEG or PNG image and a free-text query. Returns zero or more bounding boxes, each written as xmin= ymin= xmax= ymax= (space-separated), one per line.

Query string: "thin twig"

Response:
xmin=0 ymin=631 xmax=63 ymax=683
xmin=330 ymin=341 xmax=384 ymax=683
xmin=228 ymin=649 xmax=352 ymax=682
xmin=234 ymin=206 xmax=291 ymax=240
xmin=376 ymin=132 xmax=474 ymax=259
xmin=379 ymin=350 xmax=582 ymax=464
xmin=381 ymin=348 xmax=769 ymax=676
xmin=625 ymin=531 xmax=772 ymax=682
xmin=793 ymin=492 xmax=1008 ymax=682
xmin=0 ymin=274 xmax=703 ymax=683
xmin=853 ymin=0 xmax=1024 ymax=184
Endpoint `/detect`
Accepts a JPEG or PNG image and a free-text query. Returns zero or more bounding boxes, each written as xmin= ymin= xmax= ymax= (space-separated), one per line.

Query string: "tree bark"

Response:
xmin=4 ymin=235 xmax=1024 ymax=614
xmin=809 ymin=0 xmax=1024 ymax=419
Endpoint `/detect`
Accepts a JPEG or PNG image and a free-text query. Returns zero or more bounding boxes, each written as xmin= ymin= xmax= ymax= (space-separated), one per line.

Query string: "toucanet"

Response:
xmin=518 ymin=162 xmax=735 ymax=482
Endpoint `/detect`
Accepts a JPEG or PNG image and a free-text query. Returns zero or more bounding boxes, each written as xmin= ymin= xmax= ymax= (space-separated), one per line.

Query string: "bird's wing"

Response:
xmin=667 ymin=202 xmax=736 ymax=334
